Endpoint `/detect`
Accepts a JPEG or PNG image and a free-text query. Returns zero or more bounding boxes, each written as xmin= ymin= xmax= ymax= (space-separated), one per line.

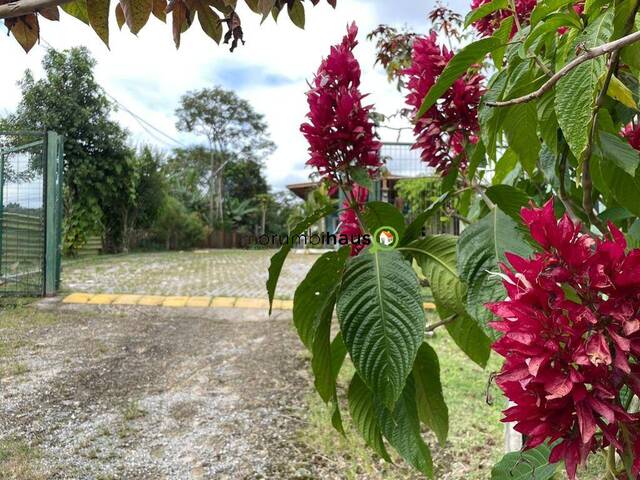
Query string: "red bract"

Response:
xmin=403 ymin=32 xmax=484 ymax=175
xmin=339 ymin=184 xmax=368 ymax=256
xmin=470 ymin=0 xmax=536 ymax=36
xmin=488 ymin=199 xmax=640 ymax=479
xmin=300 ymin=22 xmax=382 ymax=185
xmin=623 ymin=122 xmax=640 ymax=150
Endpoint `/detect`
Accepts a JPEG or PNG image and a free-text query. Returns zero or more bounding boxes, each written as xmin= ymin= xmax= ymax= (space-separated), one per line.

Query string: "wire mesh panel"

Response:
xmin=0 ymin=132 xmax=47 ymax=296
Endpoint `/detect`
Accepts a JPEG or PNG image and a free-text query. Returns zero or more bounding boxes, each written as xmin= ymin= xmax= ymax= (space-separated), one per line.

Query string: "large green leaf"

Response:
xmin=62 ymin=0 xmax=90 ymax=24
xmin=491 ymin=442 xmax=559 ymax=480
xmin=407 ymin=235 xmax=466 ymax=315
xmin=337 ymin=250 xmax=425 ymax=408
xmin=361 ymin=202 xmax=405 ymax=238
xmin=524 ymin=12 xmax=581 ymax=51
xmin=400 ymin=193 xmax=449 ymax=247
xmin=592 ymin=152 xmax=640 ymax=216
xmin=376 ymin=377 xmax=433 ymax=478
xmin=347 ymin=373 xmax=391 ymax=461
xmin=266 ymin=205 xmax=335 ymax=313
xmin=417 ymin=37 xmax=503 ymax=119
xmin=530 ymin=0 xmax=573 ymax=26
xmin=491 ymin=16 xmax=514 ymax=69
xmin=485 ymin=185 xmax=530 ymax=222
xmin=197 ymin=3 xmax=223 ymax=43
xmin=328 ymin=332 xmax=348 ymax=434
xmin=555 ymin=10 xmax=614 ymax=158
xmin=413 ymin=342 xmax=448 ymax=446
xmin=479 ymin=69 xmax=510 ymax=159
xmin=457 ymin=208 xmax=533 ymax=341
xmin=118 ymin=0 xmax=153 ymax=34
xmin=287 ymin=0 xmax=305 ymax=29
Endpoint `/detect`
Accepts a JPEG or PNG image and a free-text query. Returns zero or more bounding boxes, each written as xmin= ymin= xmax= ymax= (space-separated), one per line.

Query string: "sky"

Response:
xmin=0 ymin=0 xmax=468 ymax=192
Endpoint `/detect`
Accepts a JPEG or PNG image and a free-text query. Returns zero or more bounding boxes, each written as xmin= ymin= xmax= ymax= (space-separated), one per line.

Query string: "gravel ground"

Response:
xmin=61 ymin=250 xmax=317 ymax=299
xmin=0 ymin=300 xmax=322 ymax=479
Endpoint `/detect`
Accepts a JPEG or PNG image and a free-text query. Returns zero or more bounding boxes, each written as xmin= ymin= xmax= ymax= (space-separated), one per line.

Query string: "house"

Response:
xmin=287 ymin=142 xmax=460 ymax=238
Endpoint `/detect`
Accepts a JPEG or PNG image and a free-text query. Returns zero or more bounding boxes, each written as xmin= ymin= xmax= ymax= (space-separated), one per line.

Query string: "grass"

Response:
xmin=122 ymin=400 xmax=147 ymax=421
xmin=299 ymin=320 xmax=607 ymax=479
xmin=0 ymin=437 xmax=47 ymax=480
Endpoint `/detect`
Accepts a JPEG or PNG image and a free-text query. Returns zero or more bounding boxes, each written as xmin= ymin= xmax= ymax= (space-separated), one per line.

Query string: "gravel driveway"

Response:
xmin=0 ymin=301 xmax=317 ymax=479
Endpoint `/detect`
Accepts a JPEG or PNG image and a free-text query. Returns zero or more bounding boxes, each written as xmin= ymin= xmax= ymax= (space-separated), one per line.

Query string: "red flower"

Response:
xmin=300 ymin=22 xmax=382 ymax=185
xmin=339 ymin=184 xmax=368 ymax=256
xmin=623 ymin=122 xmax=640 ymax=150
xmin=403 ymin=32 xmax=484 ymax=175
xmin=489 ymin=198 xmax=640 ymax=479
xmin=470 ymin=0 xmax=536 ymax=36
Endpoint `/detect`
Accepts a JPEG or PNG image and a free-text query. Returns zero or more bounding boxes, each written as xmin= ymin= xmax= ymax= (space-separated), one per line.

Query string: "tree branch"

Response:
xmin=0 ymin=0 xmax=70 ymax=19
xmin=425 ymin=314 xmax=457 ymax=332
xmin=487 ymin=29 xmax=640 ymax=107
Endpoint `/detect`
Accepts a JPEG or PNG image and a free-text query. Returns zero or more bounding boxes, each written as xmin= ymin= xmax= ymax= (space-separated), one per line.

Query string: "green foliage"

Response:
xmin=4 ymin=47 xmax=130 ymax=255
xmin=491 ymin=442 xmax=559 ymax=480
xmin=457 ymin=208 xmax=533 ymax=340
xmin=413 ymin=342 xmax=449 ymax=446
xmin=153 ymin=196 xmax=206 ymax=250
xmin=337 ymin=250 xmax=425 ymax=408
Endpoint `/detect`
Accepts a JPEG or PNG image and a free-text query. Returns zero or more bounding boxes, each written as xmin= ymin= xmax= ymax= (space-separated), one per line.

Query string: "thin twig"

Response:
xmin=425 ymin=314 xmax=457 ymax=332
xmin=473 ymin=183 xmax=496 ymax=210
xmin=487 ymin=29 xmax=640 ymax=107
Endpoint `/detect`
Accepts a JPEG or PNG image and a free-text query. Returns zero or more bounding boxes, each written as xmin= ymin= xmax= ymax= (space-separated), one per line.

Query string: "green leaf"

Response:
xmin=361 ymin=201 xmax=405 ymax=237
xmin=464 ymin=0 xmax=508 ymax=28
xmin=417 ymin=37 xmax=503 ymax=119
xmin=349 ymin=166 xmax=373 ymax=190
xmin=441 ymin=306 xmax=492 ymax=367
xmin=287 ymin=0 xmax=305 ymax=29
xmin=348 ymin=373 xmax=391 ymax=461
xmin=555 ymin=10 xmax=614 ymax=158
xmin=197 ymin=4 xmax=223 ymax=43
xmin=457 ymin=208 xmax=533 ymax=341
xmin=266 ymin=205 xmax=335 ymax=313
xmin=400 ymin=193 xmax=449 ymax=246
xmin=537 ymin=91 xmax=559 ymax=153
xmin=607 ymin=74 xmax=638 ymax=109
xmin=530 ymin=0 xmax=574 ymax=26
xmin=292 ymin=249 xmax=349 ymax=405
xmin=485 ymin=185 xmax=530 ymax=222
xmin=337 ymin=250 xmax=425 ymax=408
xmin=491 ymin=441 xmax=559 ymax=480
xmin=492 ymin=148 xmax=518 ymax=185
xmin=87 ymin=0 xmax=110 ymax=46
xmin=62 ymin=0 xmax=90 ymax=24
xmin=502 ymin=102 xmax=539 ymax=175
xmin=592 ymin=151 xmax=640 ymax=216
xmin=479 ymin=69 xmax=509 ymax=159
xmin=413 ymin=342 xmax=448 ymax=446
xmin=376 ymin=376 xmax=433 ymax=478
xmin=408 ymin=235 xmax=466 ymax=315
xmin=524 ymin=12 xmax=581 ymax=51
xmin=596 ymin=131 xmax=640 ymax=176
xmin=491 ymin=16 xmax=514 ymax=69
xmin=329 ymin=332 xmax=347 ymax=434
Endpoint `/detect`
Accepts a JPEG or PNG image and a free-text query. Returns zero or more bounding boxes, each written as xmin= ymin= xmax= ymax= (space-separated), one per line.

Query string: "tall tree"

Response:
xmin=174 ymin=87 xmax=274 ymax=226
xmin=5 ymin=46 xmax=131 ymax=254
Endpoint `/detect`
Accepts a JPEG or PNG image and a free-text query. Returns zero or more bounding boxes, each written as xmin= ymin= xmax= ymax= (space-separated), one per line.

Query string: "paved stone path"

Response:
xmin=62 ymin=250 xmax=318 ymax=299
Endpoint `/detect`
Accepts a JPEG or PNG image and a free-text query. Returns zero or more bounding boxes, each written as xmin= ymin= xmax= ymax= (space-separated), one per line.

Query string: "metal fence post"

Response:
xmin=44 ymin=131 xmax=59 ymax=296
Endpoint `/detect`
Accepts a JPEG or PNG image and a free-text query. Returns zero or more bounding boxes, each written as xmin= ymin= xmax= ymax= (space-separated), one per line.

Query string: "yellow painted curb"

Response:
xmin=62 ymin=293 xmax=436 ymax=312
xmin=138 ymin=295 xmax=165 ymax=306
xmin=163 ymin=296 xmax=189 ymax=308
xmin=210 ymin=297 xmax=236 ymax=308
xmin=235 ymin=298 xmax=270 ymax=309
xmin=87 ymin=294 xmax=119 ymax=305
xmin=62 ymin=293 xmax=93 ymax=304
xmin=112 ymin=294 xmax=143 ymax=305
xmin=186 ymin=296 xmax=212 ymax=308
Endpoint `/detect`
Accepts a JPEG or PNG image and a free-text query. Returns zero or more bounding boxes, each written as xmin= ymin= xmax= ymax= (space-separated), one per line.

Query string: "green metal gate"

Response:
xmin=0 ymin=131 xmax=64 ymax=297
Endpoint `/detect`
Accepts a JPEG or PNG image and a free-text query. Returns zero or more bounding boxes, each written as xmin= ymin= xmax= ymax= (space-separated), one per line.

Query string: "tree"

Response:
xmin=0 ymin=0 xmax=337 ymax=53
xmin=224 ymin=159 xmax=268 ymax=200
xmin=4 ymin=46 xmax=131 ymax=254
xmin=175 ymin=86 xmax=274 ymax=226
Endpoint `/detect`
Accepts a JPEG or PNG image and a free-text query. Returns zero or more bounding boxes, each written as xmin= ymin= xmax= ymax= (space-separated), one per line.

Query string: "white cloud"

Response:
xmin=0 ymin=0 xmax=456 ymax=191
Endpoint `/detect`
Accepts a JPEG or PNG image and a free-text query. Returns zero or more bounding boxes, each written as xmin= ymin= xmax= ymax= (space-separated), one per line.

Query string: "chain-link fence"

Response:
xmin=0 ymin=131 xmax=63 ymax=296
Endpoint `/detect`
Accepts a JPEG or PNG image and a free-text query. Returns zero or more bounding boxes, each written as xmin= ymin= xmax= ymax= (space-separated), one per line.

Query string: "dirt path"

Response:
xmin=0 ymin=302 xmax=316 ymax=479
